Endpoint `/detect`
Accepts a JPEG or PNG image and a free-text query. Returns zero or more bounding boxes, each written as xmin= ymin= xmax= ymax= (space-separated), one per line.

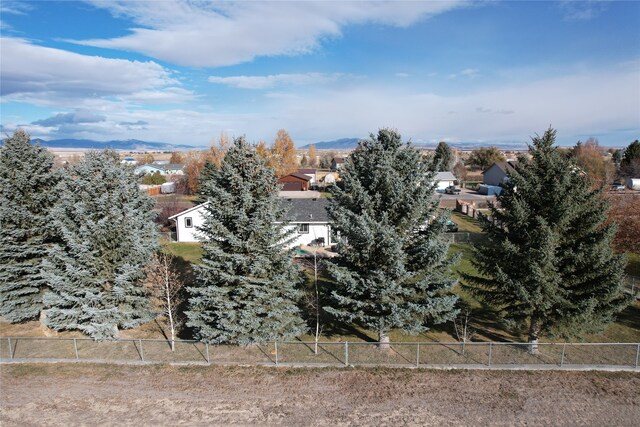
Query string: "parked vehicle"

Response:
xmin=445 ymin=220 xmax=458 ymax=232
xmin=444 ymin=185 xmax=461 ymax=195
xmin=610 ymin=184 xmax=625 ymax=191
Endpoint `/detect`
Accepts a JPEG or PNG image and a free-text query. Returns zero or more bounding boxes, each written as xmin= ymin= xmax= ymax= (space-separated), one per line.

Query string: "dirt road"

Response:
xmin=1 ymin=363 xmax=639 ymax=426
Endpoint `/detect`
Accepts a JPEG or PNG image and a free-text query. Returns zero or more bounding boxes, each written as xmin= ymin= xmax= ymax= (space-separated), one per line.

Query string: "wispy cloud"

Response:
xmin=559 ymin=0 xmax=609 ymax=21
xmin=1 ymin=37 xmax=194 ymax=107
xmin=448 ymin=68 xmax=479 ymax=79
xmin=208 ymin=73 xmax=348 ymax=89
xmin=72 ymin=1 xmax=470 ymax=67
xmin=32 ymin=111 xmax=106 ymax=127
xmin=0 ymin=1 xmax=33 ymax=15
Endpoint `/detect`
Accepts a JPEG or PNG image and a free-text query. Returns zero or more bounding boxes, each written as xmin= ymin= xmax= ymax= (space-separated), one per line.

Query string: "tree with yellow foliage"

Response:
xmin=307 ymin=144 xmax=318 ymax=168
xmin=272 ymin=129 xmax=298 ymax=177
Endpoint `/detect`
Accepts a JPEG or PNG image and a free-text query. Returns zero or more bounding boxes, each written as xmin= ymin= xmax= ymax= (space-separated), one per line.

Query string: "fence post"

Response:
xmin=488 ymin=342 xmax=493 ymax=366
xmin=345 ymin=342 xmax=349 ymax=367
xmin=139 ymin=339 xmax=144 ymax=362
xmin=274 ymin=342 xmax=278 ymax=366
xmin=8 ymin=337 xmax=13 ymax=360
xmin=635 ymin=344 xmax=639 ymax=369
xmin=416 ymin=343 xmax=420 ymax=368
xmin=560 ymin=343 xmax=566 ymax=367
xmin=74 ymin=338 xmax=79 ymax=360
xmin=205 ymin=343 xmax=210 ymax=364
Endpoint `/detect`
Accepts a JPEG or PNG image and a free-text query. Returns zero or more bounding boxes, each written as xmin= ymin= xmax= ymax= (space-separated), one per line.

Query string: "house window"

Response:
xmin=185 ymin=217 xmax=193 ymax=228
xmin=298 ymin=223 xmax=309 ymax=234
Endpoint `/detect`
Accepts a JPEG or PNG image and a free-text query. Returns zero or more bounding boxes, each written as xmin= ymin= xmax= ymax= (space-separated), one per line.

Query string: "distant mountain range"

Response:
xmin=2 ymin=135 xmax=534 ymax=152
xmin=300 ymin=138 xmax=361 ymax=150
xmin=2 ymin=138 xmax=199 ymax=151
xmin=301 ymin=137 xmax=529 ymax=151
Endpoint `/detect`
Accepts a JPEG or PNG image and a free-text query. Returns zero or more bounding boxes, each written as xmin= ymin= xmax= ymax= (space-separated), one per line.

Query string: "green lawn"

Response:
xmin=625 ymin=252 xmax=640 ymax=276
xmin=163 ymin=242 xmax=203 ymax=264
xmin=450 ymin=212 xmax=484 ymax=233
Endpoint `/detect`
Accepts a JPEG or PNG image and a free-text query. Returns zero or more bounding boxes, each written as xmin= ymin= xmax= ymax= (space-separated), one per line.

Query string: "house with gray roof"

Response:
xmin=135 ymin=163 xmax=185 ymax=176
xmin=169 ymin=198 xmax=332 ymax=247
xmin=482 ymin=161 xmax=517 ymax=186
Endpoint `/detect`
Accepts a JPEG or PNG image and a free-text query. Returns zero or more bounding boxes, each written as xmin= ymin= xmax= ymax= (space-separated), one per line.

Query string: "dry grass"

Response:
xmin=2 ymin=363 xmax=639 ymax=426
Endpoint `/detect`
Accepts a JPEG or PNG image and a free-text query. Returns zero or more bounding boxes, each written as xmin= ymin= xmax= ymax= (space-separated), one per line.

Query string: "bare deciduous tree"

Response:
xmin=145 ymin=252 xmax=184 ymax=351
xmin=301 ymin=242 xmax=325 ymax=355
xmin=453 ymin=309 xmax=476 ymax=356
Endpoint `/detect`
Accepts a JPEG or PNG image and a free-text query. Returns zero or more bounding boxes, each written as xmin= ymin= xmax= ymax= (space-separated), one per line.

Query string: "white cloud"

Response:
xmin=448 ymin=68 xmax=479 ymax=79
xmin=0 ymin=37 xmax=193 ymax=107
xmin=13 ymin=63 xmax=638 ymax=147
xmin=249 ymin=63 xmax=640 ymax=145
xmin=73 ymin=1 xmax=470 ymax=67
xmin=32 ymin=111 xmax=106 ymax=127
xmin=0 ymin=1 xmax=32 ymax=15
xmin=395 ymin=73 xmax=410 ymax=78
xmin=208 ymin=73 xmax=347 ymax=89
xmin=559 ymin=0 xmax=609 ymax=21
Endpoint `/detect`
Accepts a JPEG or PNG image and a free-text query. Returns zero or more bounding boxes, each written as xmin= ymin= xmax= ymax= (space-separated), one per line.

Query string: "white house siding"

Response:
xmin=435 ymin=179 xmax=454 ymax=190
xmin=283 ymin=223 xmax=332 ymax=248
xmin=433 ymin=172 xmax=457 ymax=190
xmin=171 ymin=205 xmax=207 ymax=242
xmin=170 ymin=203 xmax=332 ymax=247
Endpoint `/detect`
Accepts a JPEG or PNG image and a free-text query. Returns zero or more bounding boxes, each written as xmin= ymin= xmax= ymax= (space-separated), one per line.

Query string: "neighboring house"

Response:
xmin=152 ymin=159 xmax=170 ymax=165
xmin=331 ymin=157 xmax=345 ymax=171
xmin=297 ymin=168 xmax=317 ymax=185
xmin=135 ymin=163 xmax=185 ymax=176
xmin=281 ymin=198 xmax=332 ymax=247
xmin=482 ymin=161 xmax=517 ymax=186
xmin=277 ymin=172 xmax=312 ymax=191
xmin=121 ymin=157 xmax=138 ymax=165
xmin=433 ymin=171 xmax=457 ymax=191
xmin=169 ymin=198 xmax=332 ymax=247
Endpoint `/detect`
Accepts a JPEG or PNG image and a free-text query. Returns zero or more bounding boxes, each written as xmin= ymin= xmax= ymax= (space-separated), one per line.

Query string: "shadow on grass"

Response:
xmin=614 ymin=302 xmax=640 ymax=331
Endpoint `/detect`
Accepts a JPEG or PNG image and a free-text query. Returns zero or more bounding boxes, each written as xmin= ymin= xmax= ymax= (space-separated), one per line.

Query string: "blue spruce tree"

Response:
xmin=42 ymin=150 xmax=158 ymax=340
xmin=0 ymin=130 xmax=60 ymax=322
xmin=186 ymin=137 xmax=306 ymax=344
xmin=463 ymin=128 xmax=631 ymax=352
xmin=324 ymin=128 xmax=459 ymax=345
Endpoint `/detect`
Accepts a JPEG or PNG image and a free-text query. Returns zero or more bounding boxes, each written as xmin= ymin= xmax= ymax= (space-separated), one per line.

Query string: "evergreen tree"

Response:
xmin=463 ymin=129 xmax=630 ymax=351
xmin=186 ymin=137 xmax=306 ymax=344
xmin=324 ymin=128 xmax=458 ymax=344
xmin=621 ymin=139 xmax=640 ymax=178
xmin=0 ymin=130 xmax=60 ymax=322
xmin=432 ymin=141 xmax=454 ymax=171
xmin=42 ymin=150 xmax=158 ymax=340
xmin=467 ymin=146 xmax=505 ymax=170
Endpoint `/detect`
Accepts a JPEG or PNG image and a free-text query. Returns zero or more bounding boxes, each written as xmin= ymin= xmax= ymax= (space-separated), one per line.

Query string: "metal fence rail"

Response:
xmin=1 ymin=337 xmax=638 ymax=370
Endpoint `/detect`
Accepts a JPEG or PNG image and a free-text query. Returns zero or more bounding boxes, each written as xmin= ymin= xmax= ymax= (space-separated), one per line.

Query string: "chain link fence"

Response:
xmin=2 ymin=337 xmax=638 ymax=370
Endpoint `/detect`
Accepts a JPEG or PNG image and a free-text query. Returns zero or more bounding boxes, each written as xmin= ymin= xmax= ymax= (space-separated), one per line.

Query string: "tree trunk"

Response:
xmin=528 ymin=316 xmax=540 ymax=354
xmin=166 ymin=290 xmax=175 ymax=352
xmin=314 ymin=251 xmax=320 ymax=355
xmin=378 ymin=331 xmax=390 ymax=350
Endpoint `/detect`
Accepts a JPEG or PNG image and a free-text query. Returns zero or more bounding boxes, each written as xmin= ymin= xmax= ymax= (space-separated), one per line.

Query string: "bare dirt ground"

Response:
xmin=1 ymin=363 xmax=638 ymax=426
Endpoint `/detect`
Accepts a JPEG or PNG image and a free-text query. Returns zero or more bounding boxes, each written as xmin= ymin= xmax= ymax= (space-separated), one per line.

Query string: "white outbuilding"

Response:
xmin=433 ymin=171 xmax=457 ymax=190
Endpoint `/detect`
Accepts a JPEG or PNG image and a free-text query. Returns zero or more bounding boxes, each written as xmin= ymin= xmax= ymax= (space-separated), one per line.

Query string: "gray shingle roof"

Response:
xmin=279 ymin=198 xmax=330 ymax=222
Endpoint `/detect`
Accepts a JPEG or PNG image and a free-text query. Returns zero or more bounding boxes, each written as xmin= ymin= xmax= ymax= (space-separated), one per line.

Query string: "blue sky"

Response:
xmin=1 ymin=0 xmax=639 ymax=147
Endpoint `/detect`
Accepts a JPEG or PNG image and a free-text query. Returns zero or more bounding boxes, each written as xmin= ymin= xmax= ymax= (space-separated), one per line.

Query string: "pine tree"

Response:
xmin=324 ymin=128 xmax=459 ymax=345
xmin=0 ymin=130 xmax=60 ymax=322
xmin=433 ymin=141 xmax=454 ymax=171
xmin=42 ymin=150 xmax=158 ymax=340
xmin=186 ymin=137 xmax=306 ymax=344
xmin=463 ymin=128 xmax=631 ymax=351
